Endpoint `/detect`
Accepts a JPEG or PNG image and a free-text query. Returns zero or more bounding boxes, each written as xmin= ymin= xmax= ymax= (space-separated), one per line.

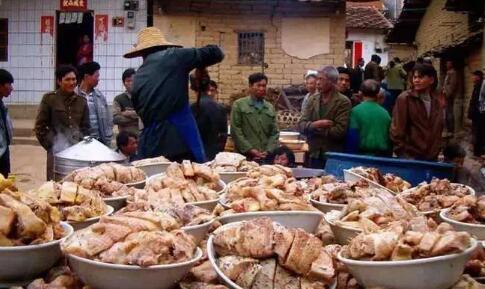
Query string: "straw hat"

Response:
xmin=124 ymin=27 xmax=181 ymax=58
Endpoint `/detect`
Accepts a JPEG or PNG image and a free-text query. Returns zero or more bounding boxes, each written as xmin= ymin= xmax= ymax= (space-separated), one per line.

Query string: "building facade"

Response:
xmin=155 ymin=0 xmax=346 ymax=103
xmin=0 ymin=0 xmax=147 ymax=107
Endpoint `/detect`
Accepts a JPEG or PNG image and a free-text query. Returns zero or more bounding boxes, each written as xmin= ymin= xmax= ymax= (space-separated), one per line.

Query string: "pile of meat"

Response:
xmin=399 ymin=178 xmax=473 ymax=212
xmin=0 ymin=189 xmax=65 ymax=246
xmin=342 ymin=217 xmax=472 ymax=261
xmin=245 ymin=164 xmax=293 ymax=179
xmin=349 ymin=167 xmax=411 ymax=193
xmin=63 ymin=163 xmax=146 ymax=197
xmin=311 ymin=180 xmax=376 ymax=205
xmin=213 ymin=218 xmax=336 ymax=289
xmin=31 ymin=181 xmax=108 ymax=222
xmin=132 ymin=156 xmax=170 ymax=166
xmin=61 ymin=210 xmax=197 ymax=267
xmin=220 ymin=170 xmax=314 ymax=214
xmin=138 ymin=161 xmax=221 ymax=206
xmin=446 ymin=195 xmax=485 ymax=224
xmin=330 ymin=191 xmax=420 ymax=231
xmin=209 ymin=152 xmax=259 ymax=173
xmin=118 ymin=202 xmax=214 ymax=227
xmin=11 ymin=266 xmax=89 ymax=289
xmin=465 ymin=244 xmax=485 ymax=278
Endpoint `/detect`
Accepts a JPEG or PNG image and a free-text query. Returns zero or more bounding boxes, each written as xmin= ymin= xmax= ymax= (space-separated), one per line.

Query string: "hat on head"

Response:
xmin=124 ymin=27 xmax=181 ymax=58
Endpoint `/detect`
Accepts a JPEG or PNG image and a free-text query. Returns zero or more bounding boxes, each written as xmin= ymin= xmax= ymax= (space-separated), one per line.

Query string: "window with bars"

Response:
xmin=0 ymin=19 xmax=7 ymax=62
xmin=238 ymin=32 xmax=264 ymax=65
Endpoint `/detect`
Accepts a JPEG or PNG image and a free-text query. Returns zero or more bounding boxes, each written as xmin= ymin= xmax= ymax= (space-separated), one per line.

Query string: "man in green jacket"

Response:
xmin=298 ymin=66 xmax=352 ymax=169
xmin=231 ymin=73 xmax=279 ymax=161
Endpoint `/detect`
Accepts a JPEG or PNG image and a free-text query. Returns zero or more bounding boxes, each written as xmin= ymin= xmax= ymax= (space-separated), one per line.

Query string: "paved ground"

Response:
xmin=10 ymin=144 xmax=46 ymax=191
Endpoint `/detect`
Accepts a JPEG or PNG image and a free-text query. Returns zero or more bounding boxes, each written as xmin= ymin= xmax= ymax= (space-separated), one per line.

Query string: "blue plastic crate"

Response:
xmin=324 ymin=152 xmax=454 ymax=186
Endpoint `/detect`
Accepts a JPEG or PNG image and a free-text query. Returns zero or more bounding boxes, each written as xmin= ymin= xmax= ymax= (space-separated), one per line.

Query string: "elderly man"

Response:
xmin=301 ymin=71 xmax=318 ymax=113
xmin=124 ymin=27 xmax=224 ymax=162
xmin=298 ymin=66 xmax=352 ymax=169
xmin=231 ymin=73 xmax=279 ymax=162
xmin=390 ymin=64 xmax=443 ymax=161
xmin=76 ymin=61 xmax=113 ymax=146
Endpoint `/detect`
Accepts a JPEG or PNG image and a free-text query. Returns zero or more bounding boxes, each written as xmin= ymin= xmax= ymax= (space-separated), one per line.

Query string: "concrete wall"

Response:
xmin=0 ymin=0 xmax=147 ymax=105
xmin=154 ymin=12 xmax=345 ymax=104
xmin=347 ymin=29 xmax=389 ymax=65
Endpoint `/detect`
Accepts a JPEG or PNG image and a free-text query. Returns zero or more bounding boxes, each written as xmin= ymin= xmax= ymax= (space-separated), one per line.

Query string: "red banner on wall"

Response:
xmin=60 ymin=0 xmax=87 ymax=11
xmin=41 ymin=16 xmax=54 ymax=36
xmin=95 ymin=15 xmax=108 ymax=42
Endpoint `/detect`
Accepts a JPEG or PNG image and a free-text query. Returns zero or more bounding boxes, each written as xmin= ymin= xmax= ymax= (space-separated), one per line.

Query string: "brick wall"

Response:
xmin=415 ymin=0 xmax=469 ymax=56
xmin=156 ymin=13 xmax=345 ymax=104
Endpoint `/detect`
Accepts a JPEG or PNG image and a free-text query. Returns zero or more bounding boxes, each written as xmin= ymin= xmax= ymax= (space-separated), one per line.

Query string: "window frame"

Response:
xmin=237 ymin=31 xmax=265 ymax=66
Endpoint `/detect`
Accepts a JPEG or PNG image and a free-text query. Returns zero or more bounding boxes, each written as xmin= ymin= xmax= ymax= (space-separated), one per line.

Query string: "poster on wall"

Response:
xmin=95 ymin=15 xmax=108 ymax=42
xmin=60 ymin=0 xmax=87 ymax=11
xmin=41 ymin=16 xmax=54 ymax=36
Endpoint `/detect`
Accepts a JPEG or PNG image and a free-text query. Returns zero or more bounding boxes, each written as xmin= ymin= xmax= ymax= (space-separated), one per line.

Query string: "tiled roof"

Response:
xmin=346 ymin=4 xmax=393 ymax=30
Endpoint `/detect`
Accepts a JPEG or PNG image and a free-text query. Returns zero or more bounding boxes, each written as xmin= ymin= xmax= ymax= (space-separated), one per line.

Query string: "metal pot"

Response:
xmin=53 ymin=137 xmax=127 ymax=181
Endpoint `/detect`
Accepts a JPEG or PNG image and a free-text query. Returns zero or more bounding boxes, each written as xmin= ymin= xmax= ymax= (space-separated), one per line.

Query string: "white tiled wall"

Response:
xmin=0 ymin=0 xmax=146 ymax=104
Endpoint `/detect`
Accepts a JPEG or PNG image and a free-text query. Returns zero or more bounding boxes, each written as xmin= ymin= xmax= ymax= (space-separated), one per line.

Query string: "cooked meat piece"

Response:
xmin=0 ymin=193 xmax=46 ymax=239
xmin=60 ymin=182 xmax=78 ymax=204
xmin=273 ymin=224 xmax=295 ymax=263
xmin=98 ymin=163 xmax=116 ymax=180
xmin=231 ymin=198 xmax=261 ymax=213
xmin=166 ymin=163 xmax=186 ymax=179
xmin=31 ymin=224 xmax=54 ymax=244
xmin=193 ymin=163 xmax=219 ymax=182
xmin=187 ymin=180 xmax=207 ymax=202
xmin=129 ymin=166 xmax=146 ymax=182
xmin=61 ymin=206 xmax=93 ymax=222
xmin=0 ymin=205 xmax=15 ymax=235
xmin=213 ymin=225 xmax=243 ymax=256
xmin=61 ymin=222 xmax=132 ymax=258
xmin=218 ymin=255 xmax=259 ymax=281
xmin=283 ymin=229 xmax=322 ymax=275
xmin=402 ymin=231 xmax=424 ymax=246
xmin=100 ymin=215 xmax=160 ymax=232
xmin=114 ymin=165 xmax=133 ymax=184
xmin=347 ymin=231 xmax=399 ymax=260
xmin=197 ymin=186 xmax=219 ymax=200
xmin=0 ymin=232 xmax=14 ymax=246
xmin=35 ymin=181 xmax=59 ymax=204
xmin=189 ymin=260 xmax=218 ymax=283
xmin=430 ymin=231 xmax=471 ymax=256
xmin=239 ymin=218 xmax=274 ymax=258
xmin=99 ymin=230 xmax=195 ymax=266
xmin=182 ymin=160 xmax=195 ymax=177
xmin=274 ymin=263 xmax=300 ymax=289
xmin=180 ymin=187 xmax=197 ymax=203
xmin=300 ymin=278 xmax=327 ymax=289
xmin=121 ymin=211 xmax=181 ymax=231
xmin=234 ymin=261 xmax=261 ymax=289
xmin=417 ymin=232 xmax=441 ymax=256
xmin=307 ymin=249 xmax=335 ymax=282
xmin=391 ymin=242 xmax=413 ymax=261
xmin=252 ymin=258 xmax=276 ymax=289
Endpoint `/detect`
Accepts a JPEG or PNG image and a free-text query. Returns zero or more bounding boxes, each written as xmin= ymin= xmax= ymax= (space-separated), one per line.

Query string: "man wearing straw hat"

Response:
xmin=124 ymin=27 xmax=224 ymax=162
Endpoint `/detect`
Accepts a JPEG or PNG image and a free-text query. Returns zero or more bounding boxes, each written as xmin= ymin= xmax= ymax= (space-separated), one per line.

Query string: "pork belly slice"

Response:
xmin=239 ymin=217 xmax=274 ymax=258
xmin=61 ymin=222 xmax=132 ymax=258
xmin=273 ymin=224 xmax=295 ymax=263
xmin=182 ymin=160 xmax=195 ymax=177
xmin=100 ymin=215 xmax=160 ymax=232
xmin=283 ymin=229 xmax=322 ymax=275
xmin=430 ymin=231 xmax=471 ymax=256
xmin=307 ymin=249 xmax=335 ymax=282
xmin=213 ymin=224 xmax=243 ymax=256
xmin=234 ymin=261 xmax=262 ymax=289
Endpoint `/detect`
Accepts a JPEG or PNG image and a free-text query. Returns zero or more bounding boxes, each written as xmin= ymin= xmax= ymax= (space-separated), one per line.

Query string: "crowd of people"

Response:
xmin=0 ymin=27 xmax=482 ymax=192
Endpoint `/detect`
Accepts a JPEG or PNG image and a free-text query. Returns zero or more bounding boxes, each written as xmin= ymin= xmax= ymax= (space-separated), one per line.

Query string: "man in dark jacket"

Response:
xmin=113 ymin=68 xmax=139 ymax=135
xmin=364 ymin=54 xmax=382 ymax=82
xmin=124 ymin=27 xmax=224 ymax=162
xmin=468 ymin=70 xmax=484 ymax=157
xmin=0 ymin=69 xmax=13 ymax=177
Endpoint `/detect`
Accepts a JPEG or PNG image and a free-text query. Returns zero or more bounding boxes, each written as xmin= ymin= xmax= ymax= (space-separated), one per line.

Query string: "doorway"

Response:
xmin=56 ymin=11 xmax=94 ymax=68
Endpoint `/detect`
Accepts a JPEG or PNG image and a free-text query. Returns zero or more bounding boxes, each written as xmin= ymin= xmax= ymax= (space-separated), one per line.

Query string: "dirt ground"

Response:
xmin=10 ymin=145 xmax=46 ymax=192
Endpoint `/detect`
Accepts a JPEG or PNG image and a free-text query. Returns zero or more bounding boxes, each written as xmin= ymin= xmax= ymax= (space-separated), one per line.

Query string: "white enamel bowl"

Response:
xmin=67 ymin=247 xmax=203 ymax=289
xmin=0 ymin=222 xmax=74 ymax=282
xmin=440 ymin=209 xmax=485 ymax=240
xmin=338 ymin=239 xmax=478 ymax=289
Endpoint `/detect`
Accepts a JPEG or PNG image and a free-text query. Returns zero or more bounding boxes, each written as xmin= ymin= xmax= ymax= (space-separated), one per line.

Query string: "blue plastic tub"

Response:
xmin=324 ymin=152 xmax=454 ymax=186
